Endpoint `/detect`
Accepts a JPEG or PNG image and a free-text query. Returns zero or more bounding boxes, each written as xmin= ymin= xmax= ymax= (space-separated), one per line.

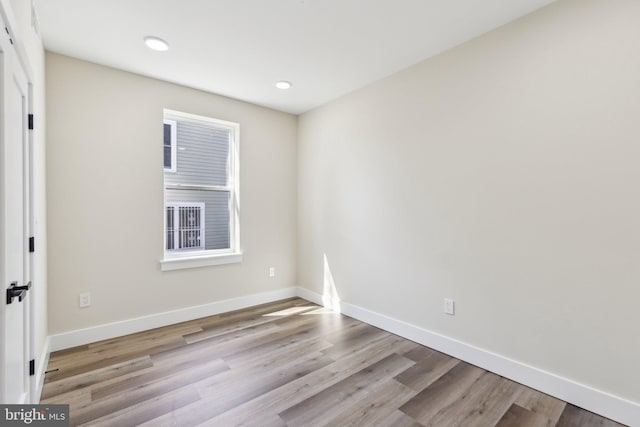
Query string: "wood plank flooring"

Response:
xmin=41 ymin=298 xmax=626 ymax=427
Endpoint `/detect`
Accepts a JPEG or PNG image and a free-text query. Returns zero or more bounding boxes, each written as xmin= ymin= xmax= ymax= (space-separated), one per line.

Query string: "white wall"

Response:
xmin=298 ymin=0 xmax=640 ymax=405
xmin=46 ymin=53 xmax=297 ymax=334
xmin=6 ymin=0 xmax=48 ymax=396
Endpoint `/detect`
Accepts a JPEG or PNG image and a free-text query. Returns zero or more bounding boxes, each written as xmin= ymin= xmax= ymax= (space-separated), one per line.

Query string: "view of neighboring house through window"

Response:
xmin=163 ymin=119 xmax=177 ymax=172
xmin=163 ymin=109 xmax=239 ymax=258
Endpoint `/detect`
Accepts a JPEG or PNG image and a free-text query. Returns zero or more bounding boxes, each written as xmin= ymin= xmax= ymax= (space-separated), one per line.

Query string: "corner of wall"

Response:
xmin=294 ymin=288 xmax=640 ymax=426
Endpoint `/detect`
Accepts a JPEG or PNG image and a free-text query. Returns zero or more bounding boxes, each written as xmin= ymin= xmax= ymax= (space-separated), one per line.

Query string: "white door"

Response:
xmin=0 ymin=14 xmax=32 ymax=404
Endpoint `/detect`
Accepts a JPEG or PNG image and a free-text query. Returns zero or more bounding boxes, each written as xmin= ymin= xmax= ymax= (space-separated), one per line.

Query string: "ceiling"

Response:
xmin=35 ymin=0 xmax=557 ymax=114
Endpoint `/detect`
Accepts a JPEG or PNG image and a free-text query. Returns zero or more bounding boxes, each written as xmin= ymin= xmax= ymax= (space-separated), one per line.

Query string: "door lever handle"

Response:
xmin=6 ymin=282 xmax=28 ymax=305
xmin=13 ymin=281 xmax=31 ymax=291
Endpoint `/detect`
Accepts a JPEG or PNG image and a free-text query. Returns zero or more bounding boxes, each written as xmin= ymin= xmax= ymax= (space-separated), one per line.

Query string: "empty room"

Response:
xmin=0 ymin=0 xmax=638 ymax=425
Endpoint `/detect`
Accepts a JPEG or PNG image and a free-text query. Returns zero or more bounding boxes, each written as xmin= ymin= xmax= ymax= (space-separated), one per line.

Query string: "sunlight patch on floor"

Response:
xmin=322 ymin=253 xmax=341 ymax=313
xmin=262 ymin=306 xmax=316 ymax=317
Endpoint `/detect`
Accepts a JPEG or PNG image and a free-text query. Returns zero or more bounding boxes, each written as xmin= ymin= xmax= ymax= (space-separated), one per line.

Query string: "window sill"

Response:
xmin=160 ymin=252 xmax=243 ymax=271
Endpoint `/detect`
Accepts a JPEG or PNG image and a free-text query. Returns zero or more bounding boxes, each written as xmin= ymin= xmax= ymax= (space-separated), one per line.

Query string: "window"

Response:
xmin=161 ymin=109 xmax=241 ymax=271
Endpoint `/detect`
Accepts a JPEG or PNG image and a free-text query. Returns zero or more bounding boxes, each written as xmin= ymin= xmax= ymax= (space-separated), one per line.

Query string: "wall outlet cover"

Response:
xmin=79 ymin=292 xmax=91 ymax=308
xmin=444 ymin=298 xmax=455 ymax=315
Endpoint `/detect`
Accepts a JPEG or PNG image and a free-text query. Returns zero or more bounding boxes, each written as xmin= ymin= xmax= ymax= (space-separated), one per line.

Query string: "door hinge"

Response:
xmin=29 ymin=236 xmax=35 ymax=253
xmin=29 ymin=359 xmax=35 ymax=376
xmin=28 ymin=114 xmax=34 ymax=130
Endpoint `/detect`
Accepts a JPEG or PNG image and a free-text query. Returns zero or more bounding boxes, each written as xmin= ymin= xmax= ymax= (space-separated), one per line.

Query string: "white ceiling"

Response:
xmin=35 ymin=0 xmax=557 ymax=114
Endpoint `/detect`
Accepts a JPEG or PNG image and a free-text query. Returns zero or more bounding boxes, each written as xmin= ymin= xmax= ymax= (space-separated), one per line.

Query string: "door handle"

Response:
xmin=6 ymin=282 xmax=29 ymax=305
xmin=13 ymin=282 xmax=31 ymax=292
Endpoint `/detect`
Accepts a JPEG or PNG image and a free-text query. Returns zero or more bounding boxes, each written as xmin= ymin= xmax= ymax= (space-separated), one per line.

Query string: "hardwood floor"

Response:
xmin=41 ymin=298 xmax=626 ymax=427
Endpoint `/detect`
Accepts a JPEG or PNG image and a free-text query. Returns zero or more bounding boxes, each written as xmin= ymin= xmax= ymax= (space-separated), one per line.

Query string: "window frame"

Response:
xmin=163 ymin=119 xmax=177 ymax=173
xmin=160 ymin=109 xmax=241 ymax=271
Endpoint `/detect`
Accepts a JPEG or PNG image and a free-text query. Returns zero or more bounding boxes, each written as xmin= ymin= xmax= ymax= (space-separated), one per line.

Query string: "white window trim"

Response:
xmin=160 ymin=251 xmax=243 ymax=271
xmin=163 ymin=119 xmax=177 ymax=172
xmin=161 ymin=109 xmax=241 ymax=269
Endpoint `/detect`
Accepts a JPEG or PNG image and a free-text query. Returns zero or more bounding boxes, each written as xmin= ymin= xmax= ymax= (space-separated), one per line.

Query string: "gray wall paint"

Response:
xmin=298 ymin=0 xmax=640 ymax=404
xmin=47 ymin=53 xmax=298 ymax=334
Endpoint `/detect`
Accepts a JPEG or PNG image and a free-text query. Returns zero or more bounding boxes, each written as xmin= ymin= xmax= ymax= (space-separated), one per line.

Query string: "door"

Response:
xmin=0 ymin=15 xmax=31 ymax=404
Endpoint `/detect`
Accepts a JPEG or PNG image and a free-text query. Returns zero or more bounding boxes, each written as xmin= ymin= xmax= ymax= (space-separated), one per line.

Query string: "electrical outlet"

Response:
xmin=443 ymin=298 xmax=455 ymax=315
xmin=269 ymin=267 xmax=275 ymax=278
xmin=79 ymin=292 xmax=91 ymax=308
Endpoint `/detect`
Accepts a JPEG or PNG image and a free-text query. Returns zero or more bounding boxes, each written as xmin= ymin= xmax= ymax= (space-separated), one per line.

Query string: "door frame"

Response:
xmin=0 ymin=1 xmax=36 ymax=404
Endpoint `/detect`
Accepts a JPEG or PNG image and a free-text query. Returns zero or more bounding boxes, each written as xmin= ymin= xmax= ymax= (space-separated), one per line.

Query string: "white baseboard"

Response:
xmin=44 ymin=285 xmax=639 ymax=425
xmin=49 ymin=287 xmax=298 ymax=352
xmin=295 ymin=288 xmax=639 ymax=427
xmin=295 ymin=286 xmax=324 ymax=305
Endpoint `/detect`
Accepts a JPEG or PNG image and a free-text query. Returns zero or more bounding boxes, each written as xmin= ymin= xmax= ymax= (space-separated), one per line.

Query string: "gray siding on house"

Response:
xmin=165 ymin=121 xmax=230 ymax=187
xmin=164 ymin=119 xmax=231 ymax=250
xmin=165 ymin=188 xmax=230 ymax=250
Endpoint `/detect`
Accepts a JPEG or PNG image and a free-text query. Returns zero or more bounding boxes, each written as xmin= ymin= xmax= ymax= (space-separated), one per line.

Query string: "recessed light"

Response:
xmin=275 ymin=80 xmax=292 ymax=90
xmin=144 ymin=36 xmax=169 ymax=51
